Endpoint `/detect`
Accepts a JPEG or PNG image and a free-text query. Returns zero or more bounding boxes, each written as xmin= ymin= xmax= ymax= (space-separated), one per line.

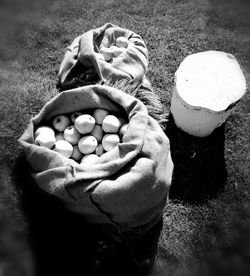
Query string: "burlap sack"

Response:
xmin=58 ymin=23 xmax=148 ymax=90
xmin=18 ymin=85 xmax=173 ymax=237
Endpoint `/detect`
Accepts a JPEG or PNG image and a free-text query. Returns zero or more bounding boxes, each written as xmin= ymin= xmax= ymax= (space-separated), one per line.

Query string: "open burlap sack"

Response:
xmin=58 ymin=23 xmax=148 ymax=90
xmin=18 ymin=85 xmax=173 ymax=239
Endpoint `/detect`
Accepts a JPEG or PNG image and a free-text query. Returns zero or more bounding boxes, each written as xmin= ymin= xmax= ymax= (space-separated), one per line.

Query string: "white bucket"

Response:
xmin=170 ymin=51 xmax=246 ymax=137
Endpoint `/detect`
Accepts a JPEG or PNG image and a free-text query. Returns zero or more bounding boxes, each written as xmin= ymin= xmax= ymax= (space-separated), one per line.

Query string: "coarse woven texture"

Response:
xmin=18 ymin=84 xmax=173 ymax=238
xmin=58 ymin=23 xmax=148 ymax=90
xmin=105 ymin=78 xmax=169 ymax=131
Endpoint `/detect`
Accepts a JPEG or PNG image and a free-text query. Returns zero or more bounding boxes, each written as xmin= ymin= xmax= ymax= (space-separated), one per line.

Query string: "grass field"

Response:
xmin=0 ymin=0 xmax=250 ymax=275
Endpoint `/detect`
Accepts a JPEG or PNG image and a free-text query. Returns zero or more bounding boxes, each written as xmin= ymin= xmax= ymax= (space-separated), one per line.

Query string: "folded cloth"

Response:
xmin=58 ymin=23 xmax=148 ymax=90
xmin=18 ymin=84 xmax=173 ymax=238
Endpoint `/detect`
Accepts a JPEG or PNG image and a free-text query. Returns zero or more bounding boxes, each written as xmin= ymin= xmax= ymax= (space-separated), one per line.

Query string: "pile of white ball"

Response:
xmin=96 ymin=37 xmax=129 ymax=62
xmin=34 ymin=108 xmax=128 ymax=165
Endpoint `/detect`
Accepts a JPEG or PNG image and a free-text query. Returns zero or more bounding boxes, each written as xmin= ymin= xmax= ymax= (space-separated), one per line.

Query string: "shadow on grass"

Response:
xmin=13 ymin=156 xmax=162 ymax=276
xmin=165 ymin=114 xmax=227 ymax=203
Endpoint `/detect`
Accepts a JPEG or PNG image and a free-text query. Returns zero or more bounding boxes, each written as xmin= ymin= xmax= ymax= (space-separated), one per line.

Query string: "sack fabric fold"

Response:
xmin=58 ymin=23 xmax=148 ymax=90
xmin=18 ymin=84 xmax=173 ymax=238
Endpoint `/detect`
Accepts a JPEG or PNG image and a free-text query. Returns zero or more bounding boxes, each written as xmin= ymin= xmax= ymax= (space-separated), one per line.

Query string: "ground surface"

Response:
xmin=0 ymin=0 xmax=249 ymax=275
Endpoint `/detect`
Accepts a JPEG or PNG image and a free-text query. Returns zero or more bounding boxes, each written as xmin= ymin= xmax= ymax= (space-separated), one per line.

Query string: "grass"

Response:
xmin=0 ymin=0 xmax=250 ymax=275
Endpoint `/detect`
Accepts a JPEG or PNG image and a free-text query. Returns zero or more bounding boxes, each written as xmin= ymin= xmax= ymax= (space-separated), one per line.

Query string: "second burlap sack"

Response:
xmin=58 ymin=23 xmax=148 ymax=90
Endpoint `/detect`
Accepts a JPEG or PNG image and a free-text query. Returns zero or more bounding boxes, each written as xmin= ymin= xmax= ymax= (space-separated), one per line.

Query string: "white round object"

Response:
xmin=71 ymin=111 xmax=83 ymax=123
xmin=71 ymin=145 xmax=83 ymax=162
xmin=35 ymin=134 xmax=56 ymax=149
xmin=95 ymin=144 xmax=105 ymax=156
xmin=171 ymin=50 xmax=247 ymax=137
xmin=52 ymin=115 xmax=70 ymax=132
xmin=113 ymin=47 xmax=126 ymax=58
xmin=75 ymin=114 xmax=96 ymax=134
xmin=54 ymin=140 xmax=73 ymax=158
xmin=93 ymin=108 xmax=109 ymax=125
xmin=102 ymin=134 xmax=120 ymax=151
xmin=90 ymin=125 xmax=104 ymax=142
xmin=78 ymin=135 xmax=98 ymax=154
xmin=81 ymin=154 xmax=99 ymax=164
xmin=100 ymin=47 xmax=113 ymax=61
xmin=64 ymin=125 xmax=81 ymax=145
xmin=35 ymin=126 xmax=55 ymax=138
xmin=116 ymin=37 xmax=129 ymax=48
xmin=55 ymin=133 xmax=64 ymax=141
xmin=119 ymin=124 xmax=128 ymax=137
xmin=102 ymin=115 xmax=121 ymax=133
xmin=109 ymin=45 xmax=117 ymax=51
